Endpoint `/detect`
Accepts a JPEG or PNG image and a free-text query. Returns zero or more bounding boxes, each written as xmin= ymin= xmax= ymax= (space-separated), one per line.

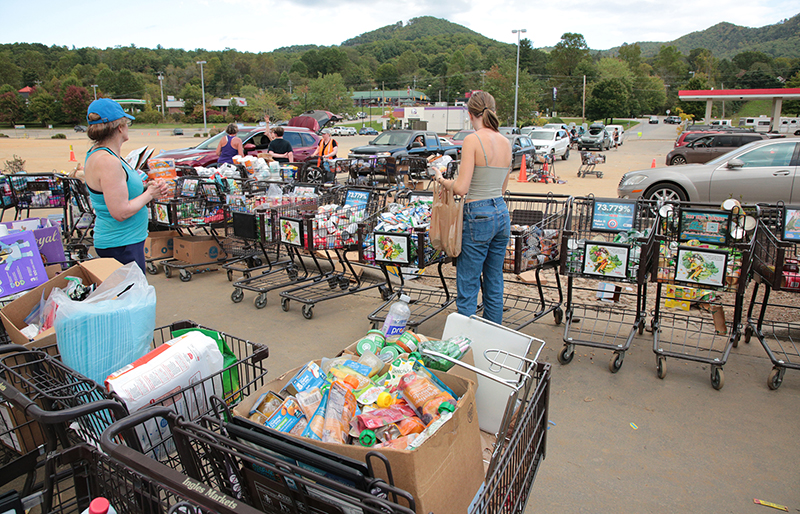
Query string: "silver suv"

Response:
xmin=579 ymin=124 xmax=611 ymax=151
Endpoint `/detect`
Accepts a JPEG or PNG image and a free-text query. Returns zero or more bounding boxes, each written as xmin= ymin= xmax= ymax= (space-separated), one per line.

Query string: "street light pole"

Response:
xmin=157 ymin=72 xmax=165 ymax=120
xmin=196 ymin=60 xmax=207 ymax=131
xmin=91 ymin=84 xmax=98 ymax=100
xmin=512 ymin=29 xmax=526 ymax=128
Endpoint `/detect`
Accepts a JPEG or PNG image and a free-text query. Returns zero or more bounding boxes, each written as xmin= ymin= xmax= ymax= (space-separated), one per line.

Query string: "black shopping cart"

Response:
xmin=365 ymin=189 xmax=455 ymax=331
xmin=744 ymin=203 xmax=800 ymax=389
xmin=278 ymin=187 xmax=388 ymax=319
xmin=500 ymin=193 xmax=571 ymax=331
xmin=650 ymin=201 xmax=756 ymax=389
xmin=557 ymin=196 xmax=659 ymax=373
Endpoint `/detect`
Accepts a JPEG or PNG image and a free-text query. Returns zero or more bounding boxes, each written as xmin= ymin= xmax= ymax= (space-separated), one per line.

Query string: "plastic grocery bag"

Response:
xmin=53 ymin=262 xmax=156 ymax=385
xmin=171 ymin=326 xmax=240 ymax=404
xmin=430 ymin=181 xmax=463 ymax=257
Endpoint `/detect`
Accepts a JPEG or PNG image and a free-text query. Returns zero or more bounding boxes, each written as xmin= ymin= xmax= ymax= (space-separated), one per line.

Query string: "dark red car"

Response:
xmin=158 ymin=126 xmax=321 ymax=167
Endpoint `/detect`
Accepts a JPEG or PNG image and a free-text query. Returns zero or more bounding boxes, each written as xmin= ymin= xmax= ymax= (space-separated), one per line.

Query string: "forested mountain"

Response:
xmin=1 ymin=14 xmax=799 ymax=129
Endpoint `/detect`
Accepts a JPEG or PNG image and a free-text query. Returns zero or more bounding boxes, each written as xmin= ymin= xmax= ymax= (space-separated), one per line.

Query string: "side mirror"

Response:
xmin=369 ymin=140 xmax=375 ymax=145
xmin=244 ymin=143 xmax=256 ymax=151
xmin=727 ymin=158 xmax=744 ymax=169
xmin=411 ymin=141 xmax=423 ymax=148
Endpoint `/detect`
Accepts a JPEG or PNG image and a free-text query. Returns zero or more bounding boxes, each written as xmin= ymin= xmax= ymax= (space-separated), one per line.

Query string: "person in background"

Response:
xmin=613 ymin=128 xmax=620 ymax=150
xmin=83 ymin=99 xmax=169 ymax=272
xmin=215 ymin=123 xmax=244 ymax=165
xmin=311 ymin=129 xmax=338 ymax=177
xmin=268 ymin=126 xmax=293 ymax=163
xmin=433 ymin=91 xmax=511 ymax=323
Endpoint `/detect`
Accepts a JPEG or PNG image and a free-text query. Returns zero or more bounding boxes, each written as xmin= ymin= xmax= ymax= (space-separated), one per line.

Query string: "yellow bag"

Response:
xmin=430 ymin=181 xmax=463 ymax=257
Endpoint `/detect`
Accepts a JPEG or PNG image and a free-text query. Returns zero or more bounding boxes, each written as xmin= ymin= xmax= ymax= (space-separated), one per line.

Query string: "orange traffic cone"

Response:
xmin=68 ymin=145 xmax=76 ymax=162
xmin=543 ymin=160 xmax=549 ymax=173
xmin=651 ymin=158 xmax=656 ymax=168
xmin=156 ymin=131 xmax=159 ymax=136
xmin=516 ymin=155 xmax=528 ymax=182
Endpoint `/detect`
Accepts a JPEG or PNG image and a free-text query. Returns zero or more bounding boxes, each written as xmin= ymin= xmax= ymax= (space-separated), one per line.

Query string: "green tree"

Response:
xmin=180 ymin=83 xmax=202 ymax=116
xmin=675 ymin=76 xmax=710 ymax=119
xmin=228 ymin=98 xmax=244 ymax=120
xmin=96 ymin=66 xmax=116 ymax=96
xmin=548 ymin=33 xmax=592 ymax=115
xmin=652 ymin=45 xmax=688 ymax=87
xmin=28 ymin=89 xmax=57 ymax=126
xmin=116 ymin=69 xmax=144 ymax=97
xmin=307 ymin=73 xmax=351 ymax=114
xmin=618 ymin=43 xmax=642 ymax=73
xmin=585 ymin=78 xmax=629 ymax=123
xmin=396 ymin=50 xmax=419 ymax=77
xmin=375 ymin=63 xmax=398 ymax=86
xmin=0 ymin=85 xmax=24 ymax=124
xmin=784 ymin=71 xmax=800 ymax=116
xmin=243 ymin=89 xmax=286 ymax=121
xmin=736 ymin=70 xmax=782 ymax=89
xmin=483 ymin=61 xmax=539 ymax=126
xmin=0 ymin=52 xmax=22 ymax=89
xmin=548 ymin=33 xmax=590 ymax=77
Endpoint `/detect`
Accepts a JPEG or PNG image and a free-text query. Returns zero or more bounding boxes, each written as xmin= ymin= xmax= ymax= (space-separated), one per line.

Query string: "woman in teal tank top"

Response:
xmin=84 ymin=99 xmax=170 ymax=271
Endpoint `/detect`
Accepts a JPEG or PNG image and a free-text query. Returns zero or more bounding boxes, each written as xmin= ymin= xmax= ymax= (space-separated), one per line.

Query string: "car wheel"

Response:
xmin=561 ymin=148 xmax=569 ymax=161
xmin=645 ymin=183 xmax=687 ymax=203
xmin=670 ymin=155 xmax=687 ymax=166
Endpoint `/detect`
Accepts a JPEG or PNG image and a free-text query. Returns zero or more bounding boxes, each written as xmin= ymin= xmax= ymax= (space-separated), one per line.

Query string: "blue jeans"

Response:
xmin=456 ymin=198 xmax=510 ymax=324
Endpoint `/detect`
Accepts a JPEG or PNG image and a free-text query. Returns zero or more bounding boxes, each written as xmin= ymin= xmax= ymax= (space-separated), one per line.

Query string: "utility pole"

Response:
xmin=582 ymin=75 xmax=586 ymax=124
xmin=511 ymin=29 xmax=526 ymax=128
xmin=91 ymin=84 xmax=98 ymax=100
xmin=196 ymin=60 xmax=207 ymax=131
xmin=157 ymin=73 xmax=165 ymax=119
xmin=288 ymin=79 xmax=292 ymax=95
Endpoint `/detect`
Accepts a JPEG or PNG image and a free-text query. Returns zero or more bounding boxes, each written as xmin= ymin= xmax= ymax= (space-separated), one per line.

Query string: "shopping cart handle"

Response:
xmin=100 ymin=405 xmax=174 ymax=455
xmin=419 ymin=350 xmax=523 ymax=388
xmin=0 ymin=343 xmax=29 ymax=356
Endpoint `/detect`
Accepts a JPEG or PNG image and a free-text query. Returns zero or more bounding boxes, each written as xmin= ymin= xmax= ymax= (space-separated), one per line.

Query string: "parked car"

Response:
xmin=578 ymin=123 xmax=612 ymax=151
xmin=649 ymin=116 xmax=659 ymax=124
xmin=339 ymin=127 xmax=357 ymax=136
xmin=666 ymin=132 xmax=768 ymax=165
xmin=527 ymin=128 xmax=571 ymax=160
xmin=605 ymin=124 xmax=625 ymax=146
xmin=358 ymin=127 xmax=378 ymax=135
xmin=157 ymin=126 xmax=321 ymax=167
xmin=674 ymin=130 xmax=725 ymax=148
xmin=617 ymin=139 xmax=800 ymax=204
xmin=499 ymin=126 xmax=520 ymax=136
xmin=664 ymin=116 xmax=681 ymax=124
xmin=74 ymin=125 xmax=87 ymax=132
xmin=505 ymin=134 xmax=536 ymax=170
xmin=357 ymin=112 xmax=367 ymax=119
xmin=449 ymin=129 xmax=475 ymax=146
xmin=542 ymin=123 xmax=570 ymax=132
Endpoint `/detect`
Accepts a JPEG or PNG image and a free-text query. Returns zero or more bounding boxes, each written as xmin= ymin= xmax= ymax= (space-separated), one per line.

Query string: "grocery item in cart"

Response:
xmin=322 ymin=380 xmax=357 ymax=444
xmin=397 ymin=371 xmax=456 ymax=424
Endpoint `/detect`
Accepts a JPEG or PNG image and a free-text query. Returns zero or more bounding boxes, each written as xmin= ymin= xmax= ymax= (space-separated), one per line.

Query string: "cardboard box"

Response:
xmin=173 ymin=236 xmax=223 ymax=265
xmin=0 ymin=231 xmax=49 ymax=298
xmin=144 ymin=230 xmax=180 ymax=259
xmin=0 ymin=218 xmax=66 ymax=268
xmin=233 ymin=365 xmax=484 ymax=514
xmin=0 ymin=258 xmax=123 ymax=349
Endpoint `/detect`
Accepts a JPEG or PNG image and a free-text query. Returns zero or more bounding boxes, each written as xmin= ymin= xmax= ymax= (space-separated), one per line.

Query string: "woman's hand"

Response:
xmin=146 ymin=178 xmax=170 ymax=200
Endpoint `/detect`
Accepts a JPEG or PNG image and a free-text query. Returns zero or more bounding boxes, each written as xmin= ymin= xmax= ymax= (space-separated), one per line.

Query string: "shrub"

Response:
xmin=3 ymin=154 xmax=25 ymax=174
xmin=209 ymin=128 xmax=221 ymax=136
xmin=0 ymin=133 xmax=8 ymax=138
xmin=548 ymin=116 xmax=565 ymax=124
xmin=194 ymin=133 xmax=202 ymax=137
xmin=137 ymin=110 xmax=162 ymax=124
xmin=51 ymin=133 xmax=67 ymax=139
xmin=209 ymin=114 xmax=225 ymax=124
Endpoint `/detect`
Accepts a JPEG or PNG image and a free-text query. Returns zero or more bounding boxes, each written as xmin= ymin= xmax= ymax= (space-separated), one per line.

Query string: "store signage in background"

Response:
xmin=344 ymin=190 xmax=370 ymax=209
xmin=590 ymin=199 xmax=636 ymax=232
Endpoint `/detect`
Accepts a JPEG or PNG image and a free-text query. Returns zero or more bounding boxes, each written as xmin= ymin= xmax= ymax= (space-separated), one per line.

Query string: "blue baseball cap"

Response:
xmin=86 ymin=98 xmax=135 ymax=125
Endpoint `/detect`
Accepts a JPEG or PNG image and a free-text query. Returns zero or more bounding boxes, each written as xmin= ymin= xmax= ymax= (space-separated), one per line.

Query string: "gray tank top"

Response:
xmin=468 ymin=135 xmax=510 ymax=201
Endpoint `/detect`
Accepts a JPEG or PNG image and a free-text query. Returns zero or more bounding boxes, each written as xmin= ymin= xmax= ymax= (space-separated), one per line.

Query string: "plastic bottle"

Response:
xmin=81 ymin=498 xmax=117 ymax=514
xmin=381 ymin=294 xmax=411 ymax=342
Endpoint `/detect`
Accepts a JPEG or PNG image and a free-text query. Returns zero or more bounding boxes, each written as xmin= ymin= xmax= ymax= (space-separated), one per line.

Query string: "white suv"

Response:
xmin=339 ymin=127 xmax=356 ymax=136
xmin=527 ymin=128 xmax=571 ymax=160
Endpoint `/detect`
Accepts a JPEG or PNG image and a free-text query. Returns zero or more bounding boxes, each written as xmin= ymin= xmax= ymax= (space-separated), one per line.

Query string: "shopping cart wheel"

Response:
xmin=281 ymin=298 xmax=290 ymax=311
xmin=287 ymin=267 xmax=299 ymax=281
xmin=179 ymin=270 xmax=192 ymax=282
xmin=732 ymin=332 xmax=740 ymax=348
xmin=767 ymin=367 xmax=783 ymax=390
xmin=656 ymin=357 xmax=667 ymax=379
xmin=302 ymin=305 xmax=314 ymax=320
xmin=608 ymin=352 xmax=624 ymax=373
xmin=557 ymin=345 xmax=574 ymax=365
xmin=227 ymin=269 xmax=234 ymax=282
xmin=553 ymin=307 xmax=563 ymax=325
xmin=254 ymin=294 xmax=268 ymax=309
xmin=328 ymin=277 xmax=339 ymax=289
xmin=744 ymin=325 xmax=753 ymax=344
xmin=243 ymin=271 xmax=251 ymax=280
xmin=638 ymin=319 xmax=645 ymax=335
xmin=710 ymin=367 xmax=724 ymax=390
xmin=378 ymin=285 xmax=391 ymax=302
xmin=231 ymin=288 xmax=244 ymax=303
xmin=164 ymin=266 xmax=172 ymax=278
xmin=146 ymin=262 xmax=159 ymax=275
xmin=339 ymin=276 xmax=350 ymax=290
xmin=252 ymin=257 xmax=263 ymax=267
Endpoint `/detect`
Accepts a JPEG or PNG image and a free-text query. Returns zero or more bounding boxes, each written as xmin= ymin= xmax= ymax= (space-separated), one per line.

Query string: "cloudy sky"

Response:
xmin=2 ymin=0 xmax=797 ymax=52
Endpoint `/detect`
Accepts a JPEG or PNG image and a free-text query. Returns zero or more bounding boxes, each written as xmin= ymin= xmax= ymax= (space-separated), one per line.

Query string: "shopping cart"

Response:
xmin=153 ymin=177 xmax=231 ymax=281
xmin=365 ymin=189 xmax=455 ymax=330
xmin=101 ymin=406 xmax=418 ymax=514
xmin=500 ymin=193 xmax=571 ymax=331
xmin=577 ymin=151 xmax=606 ymax=178
xmin=61 ymin=177 xmax=95 ymax=261
xmin=278 ymin=187 xmax=389 ymax=320
xmin=7 ymin=173 xmax=69 ymax=223
xmin=649 ymin=201 xmax=756 ymax=389
xmin=230 ymin=186 xmax=343 ymax=309
xmin=744 ymin=203 xmax=800 ymax=389
xmin=557 ymin=196 xmax=659 ymax=373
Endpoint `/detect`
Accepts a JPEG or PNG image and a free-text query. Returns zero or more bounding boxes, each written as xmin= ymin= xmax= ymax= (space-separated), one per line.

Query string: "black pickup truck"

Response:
xmin=347 ymin=129 xmax=460 ymax=181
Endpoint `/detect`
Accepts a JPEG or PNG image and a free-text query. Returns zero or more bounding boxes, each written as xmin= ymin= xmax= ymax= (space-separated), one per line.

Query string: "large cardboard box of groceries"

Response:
xmin=0 ymin=258 xmax=123 ymax=349
xmin=233 ymin=362 xmax=484 ymax=514
xmin=173 ymin=236 xmax=222 ymax=264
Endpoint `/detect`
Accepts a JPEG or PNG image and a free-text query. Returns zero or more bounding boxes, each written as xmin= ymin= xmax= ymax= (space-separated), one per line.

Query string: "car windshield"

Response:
xmin=453 ymin=131 xmax=472 ymax=140
xmin=195 ymin=129 xmax=256 ymax=150
xmin=371 ymin=131 xmax=412 ymax=145
xmin=588 ymin=127 xmax=604 ymax=135
xmin=528 ymin=131 xmax=556 ymax=141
